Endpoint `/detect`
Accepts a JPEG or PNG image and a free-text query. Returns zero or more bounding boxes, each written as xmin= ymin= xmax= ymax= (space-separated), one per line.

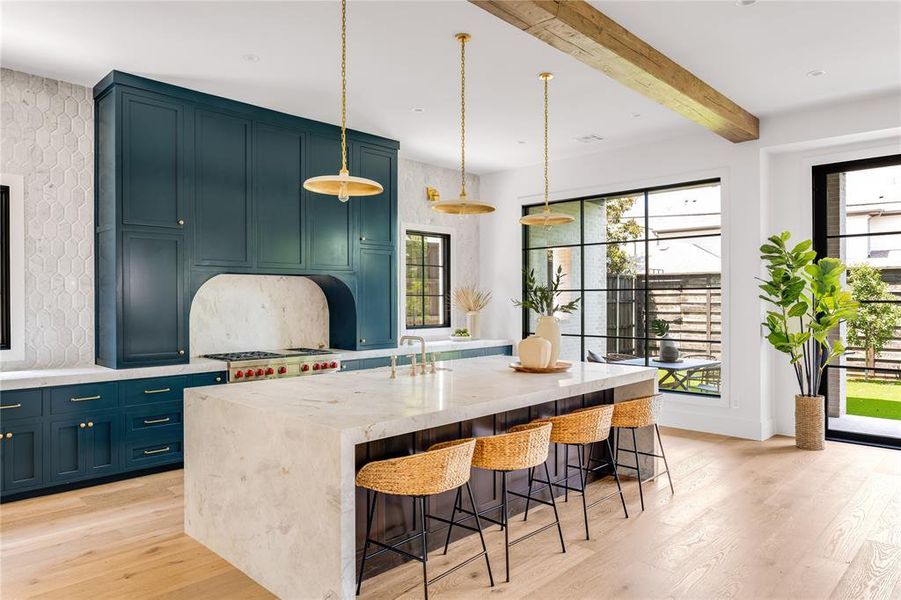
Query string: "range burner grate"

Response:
xmin=286 ymin=347 xmax=333 ymax=356
xmin=203 ymin=351 xmax=287 ymax=362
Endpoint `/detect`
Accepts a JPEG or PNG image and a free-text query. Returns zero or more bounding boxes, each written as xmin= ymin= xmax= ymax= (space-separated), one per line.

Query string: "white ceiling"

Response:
xmin=2 ymin=1 xmax=899 ymax=174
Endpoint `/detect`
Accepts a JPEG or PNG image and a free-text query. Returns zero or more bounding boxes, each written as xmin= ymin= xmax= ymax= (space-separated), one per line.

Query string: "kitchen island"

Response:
xmin=184 ymin=356 xmax=657 ymax=599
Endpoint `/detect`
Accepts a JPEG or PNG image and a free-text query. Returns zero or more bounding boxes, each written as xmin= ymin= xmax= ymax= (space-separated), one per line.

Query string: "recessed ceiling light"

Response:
xmin=242 ymin=53 xmax=261 ymax=63
xmin=631 ymin=112 xmax=641 ymax=118
xmin=807 ymin=69 xmax=826 ymax=78
xmin=575 ymin=134 xmax=604 ymax=144
xmin=411 ymin=107 xmax=425 ymax=113
xmin=517 ymin=140 xmax=527 ymax=145
xmin=735 ymin=0 xmax=757 ymax=6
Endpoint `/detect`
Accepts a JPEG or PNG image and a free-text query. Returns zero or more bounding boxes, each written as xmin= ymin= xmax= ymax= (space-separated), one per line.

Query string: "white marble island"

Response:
xmin=184 ymin=356 xmax=657 ymax=599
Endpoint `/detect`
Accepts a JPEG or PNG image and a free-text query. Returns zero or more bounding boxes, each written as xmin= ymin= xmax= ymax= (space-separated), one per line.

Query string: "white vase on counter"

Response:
xmin=535 ymin=315 xmax=561 ymax=366
xmin=465 ymin=311 xmax=481 ymax=339
xmin=519 ymin=335 xmax=551 ymax=369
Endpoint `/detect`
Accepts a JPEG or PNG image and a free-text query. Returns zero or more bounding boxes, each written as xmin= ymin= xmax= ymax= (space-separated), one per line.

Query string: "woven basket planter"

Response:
xmin=795 ymin=395 xmax=825 ymax=451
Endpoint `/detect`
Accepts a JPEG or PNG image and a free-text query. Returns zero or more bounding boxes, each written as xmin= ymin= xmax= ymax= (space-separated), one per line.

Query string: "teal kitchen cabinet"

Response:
xmin=47 ymin=411 xmax=121 ymax=484
xmin=1 ymin=421 xmax=43 ymax=493
xmin=255 ymin=125 xmax=305 ymax=269
xmin=120 ymin=91 xmax=187 ymax=229
xmin=121 ymin=232 xmax=186 ymax=365
xmin=193 ymin=108 xmax=252 ymax=268
xmin=354 ymin=143 xmax=396 ymax=247
xmin=357 ymin=247 xmax=396 ymax=348
xmin=308 ymin=134 xmax=353 ymax=271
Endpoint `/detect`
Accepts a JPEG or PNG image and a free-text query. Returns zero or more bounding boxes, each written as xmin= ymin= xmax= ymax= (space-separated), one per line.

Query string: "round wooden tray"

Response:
xmin=509 ymin=360 xmax=573 ymax=374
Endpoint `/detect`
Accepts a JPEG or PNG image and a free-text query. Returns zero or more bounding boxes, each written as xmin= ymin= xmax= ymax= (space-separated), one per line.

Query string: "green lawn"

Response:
xmin=846 ymin=379 xmax=901 ymax=420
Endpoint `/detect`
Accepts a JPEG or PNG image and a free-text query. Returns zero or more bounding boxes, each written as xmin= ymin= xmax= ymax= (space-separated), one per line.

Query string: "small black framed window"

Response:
xmin=1 ymin=185 xmax=10 ymax=350
xmin=405 ymin=231 xmax=451 ymax=328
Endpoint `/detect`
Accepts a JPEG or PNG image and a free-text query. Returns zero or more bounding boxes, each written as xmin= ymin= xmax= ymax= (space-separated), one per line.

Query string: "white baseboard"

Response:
xmin=660 ymin=400 xmax=774 ymax=441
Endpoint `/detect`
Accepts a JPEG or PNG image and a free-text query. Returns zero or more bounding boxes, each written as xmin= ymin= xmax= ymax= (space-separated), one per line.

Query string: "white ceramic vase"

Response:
xmin=535 ymin=315 xmax=561 ymax=366
xmin=466 ymin=311 xmax=481 ymax=340
xmin=659 ymin=334 xmax=680 ymax=362
xmin=519 ymin=335 xmax=551 ymax=369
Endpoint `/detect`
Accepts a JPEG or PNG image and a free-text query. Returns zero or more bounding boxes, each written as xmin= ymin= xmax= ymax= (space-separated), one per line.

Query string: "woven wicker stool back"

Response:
xmin=356 ymin=439 xmax=476 ymax=496
xmin=537 ymin=405 xmax=614 ymax=445
xmin=467 ymin=422 xmax=552 ymax=472
xmin=611 ymin=395 xmax=662 ymax=429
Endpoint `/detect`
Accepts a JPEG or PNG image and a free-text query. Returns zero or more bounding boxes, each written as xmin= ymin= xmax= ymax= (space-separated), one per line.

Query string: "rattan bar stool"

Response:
xmin=529 ymin=405 xmax=628 ymax=540
xmin=355 ymin=439 xmax=494 ymax=599
xmin=434 ymin=422 xmax=564 ymax=583
xmin=611 ymin=394 xmax=673 ymax=511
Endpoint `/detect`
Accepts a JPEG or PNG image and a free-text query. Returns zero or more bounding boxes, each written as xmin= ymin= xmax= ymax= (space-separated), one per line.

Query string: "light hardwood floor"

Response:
xmin=1 ymin=429 xmax=899 ymax=600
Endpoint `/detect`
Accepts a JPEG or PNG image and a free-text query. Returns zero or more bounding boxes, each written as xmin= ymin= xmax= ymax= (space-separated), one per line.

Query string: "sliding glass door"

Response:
xmin=813 ymin=154 xmax=901 ymax=448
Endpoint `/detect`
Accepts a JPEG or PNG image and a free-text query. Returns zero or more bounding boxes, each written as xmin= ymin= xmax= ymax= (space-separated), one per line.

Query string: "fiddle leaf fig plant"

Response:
xmin=759 ymin=232 xmax=858 ymax=397
xmin=513 ymin=266 xmax=581 ymax=317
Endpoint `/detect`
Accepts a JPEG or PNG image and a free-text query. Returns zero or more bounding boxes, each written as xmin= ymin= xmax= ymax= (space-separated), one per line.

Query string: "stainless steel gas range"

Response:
xmin=202 ymin=348 xmax=341 ymax=383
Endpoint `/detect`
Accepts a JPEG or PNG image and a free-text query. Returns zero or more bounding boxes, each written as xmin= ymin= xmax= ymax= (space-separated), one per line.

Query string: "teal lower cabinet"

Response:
xmin=0 ymin=370 xmax=226 ymax=501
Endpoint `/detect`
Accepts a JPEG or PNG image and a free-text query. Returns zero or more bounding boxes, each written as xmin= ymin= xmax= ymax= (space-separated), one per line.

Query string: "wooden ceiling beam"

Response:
xmin=470 ymin=0 xmax=759 ymax=142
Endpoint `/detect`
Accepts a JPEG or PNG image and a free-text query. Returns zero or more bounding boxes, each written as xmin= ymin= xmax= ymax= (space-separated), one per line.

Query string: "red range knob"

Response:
xmin=255 ymin=368 xmax=264 ymax=377
xmin=329 ymin=361 xmax=337 ymax=369
xmin=302 ymin=364 xmax=310 ymax=372
xmin=244 ymin=369 xmax=255 ymax=378
xmin=266 ymin=367 xmax=275 ymax=375
xmin=234 ymin=370 xmax=244 ymax=378
xmin=278 ymin=366 xmax=287 ymax=374
xmin=312 ymin=363 xmax=321 ymax=371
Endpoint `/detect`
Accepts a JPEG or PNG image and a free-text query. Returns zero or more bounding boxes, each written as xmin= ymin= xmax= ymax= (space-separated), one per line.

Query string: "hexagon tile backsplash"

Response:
xmin=1 ymin=68 xmax=94 ymax=371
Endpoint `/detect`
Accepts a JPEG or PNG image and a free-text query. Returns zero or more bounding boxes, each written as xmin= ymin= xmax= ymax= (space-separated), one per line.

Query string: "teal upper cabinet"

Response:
xmin=194 ymin=109 xmax=252 ymax=267
xmin=358 ymin=247 xmax=396 ymax=347
xmin=255 ymin=125 xmax=305 ymax=269
xmin=308 ymin=135 xmax=353 ymax=270
xmin=355 ymin=143 xmax=396 ymax=246
xmin=121 ymin=92 xmax=186 ymax=229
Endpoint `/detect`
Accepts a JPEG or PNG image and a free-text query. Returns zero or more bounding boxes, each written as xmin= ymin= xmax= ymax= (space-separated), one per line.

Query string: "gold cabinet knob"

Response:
xmin=4 ymin=432 xmax=12 ymax=439
xmin=360 ymin=236 xmax=366 ymax=241
xmin=215 ymin=376 xmax=222 ymax=382
xmin=360 ymin=339 xmax=366 ymax=343
xmin=79 ymin=422 xmax=86 ymax=428
xmin=177 ymin=219 xmax=185 ymax=226
xmin=178 ymin=350 xmax=185 ymax=356
xmin=87 ymin=421 xmax=94 ymax=428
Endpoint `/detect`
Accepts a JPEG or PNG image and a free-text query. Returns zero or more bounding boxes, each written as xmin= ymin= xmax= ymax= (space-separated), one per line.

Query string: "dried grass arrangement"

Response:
xmin=452 ymin=286 xmax=492 ymax=313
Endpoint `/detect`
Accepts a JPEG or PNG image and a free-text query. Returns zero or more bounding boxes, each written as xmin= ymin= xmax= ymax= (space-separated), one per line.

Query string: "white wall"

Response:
xmin=480 ymin=91 xmax=901 ymax=440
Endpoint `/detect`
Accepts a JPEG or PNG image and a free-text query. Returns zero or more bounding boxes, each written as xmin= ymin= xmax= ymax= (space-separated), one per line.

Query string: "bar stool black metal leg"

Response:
xmin=502 ymin=471 xmax=510 ymax=583
xmin=543 ymin=461 xmax=566 ymax=554
xmin=419 ymin=496 xmax=429 ymax=600
xmin=465 ymin=482 xmax=495 ymax=587
xmin=442 ymin=486 xmax=462 ymax=555
xmin=563 ymin=445 xmax=570 ymax=502
xmin=523 ymin=466 xmax=535 ymax=522
xmin=631 ymin=428 xmax=644 ymax=511
xmin=607 ymin=438 xmax=629 ymax=519
xmin=356 ymin=490 xmax=378 ymax=596
xmin=576 ymin=444 xmax=590 ymax=540
xmin=656 ymin=424 xmax=674 ymax=494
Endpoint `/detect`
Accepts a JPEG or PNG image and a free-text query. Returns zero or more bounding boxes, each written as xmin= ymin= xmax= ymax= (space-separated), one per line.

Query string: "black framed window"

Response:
xmin=522 ymin=179 xmax=722 ymax=397
xmin=812 ymin=153 xmax=901 ymax=449
xmin=405 ymin=231 xmax=451 ymax=329
xmin=1 ymin=185 xmax=10 ymax=351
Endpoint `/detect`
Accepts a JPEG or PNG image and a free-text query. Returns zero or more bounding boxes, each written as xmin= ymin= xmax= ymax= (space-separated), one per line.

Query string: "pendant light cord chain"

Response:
xmin=340 ymin=0 xmax=348 ymax=173
xmin=543 ymin=75 xmax=549 ymax=211
xmin=460 ymin=35 xmax=467 ymax=197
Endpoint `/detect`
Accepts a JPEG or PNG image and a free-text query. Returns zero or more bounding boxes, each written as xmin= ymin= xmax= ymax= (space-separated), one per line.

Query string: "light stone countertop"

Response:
xmin=0 ymin=338 xmax=513 ymax=391
xmin=185 ymin=355 xmax=656 ymax=445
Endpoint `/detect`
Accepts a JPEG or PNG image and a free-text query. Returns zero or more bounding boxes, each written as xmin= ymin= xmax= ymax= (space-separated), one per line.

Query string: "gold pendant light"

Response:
xmin=520 ymin=72 xmax=574 ymax=227
xmin=431 ymin=33 xmax=495 ymax=215
xmin=303 ymin=0 xmax=383 ymax=202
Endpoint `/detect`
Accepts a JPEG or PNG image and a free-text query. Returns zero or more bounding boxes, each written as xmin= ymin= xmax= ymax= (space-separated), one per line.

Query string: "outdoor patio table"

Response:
xmin=615 ymin=357 xmax=722 ymax=391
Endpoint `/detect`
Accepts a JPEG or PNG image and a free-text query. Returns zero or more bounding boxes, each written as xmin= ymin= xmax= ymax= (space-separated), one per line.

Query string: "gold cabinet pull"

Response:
xmin=178 ymin=350 xmax=185 ymax=356
xmin=215 ymin=376 xmax=222 ymax=382
xmin=143 ymin=417 xmax=171 ymax=425
xmin=87 ymin=421 xmax=94 ymax=428
xmin=71 ymin=395 xmax=102 ymax=403
xmin=144 ymin=388 xmax=171 ymax=395
xmin=79 ymin=422 xmax=86 ymax=428
xmin=177 ymin=219 xmax=185 ymax=226
xmin=4 ymin=432 xmax=12 ymax=439
xmin=144 ymin=446 xmax=171 ymax=455
xmin=0 ymin=403 xmax=22 ymax=410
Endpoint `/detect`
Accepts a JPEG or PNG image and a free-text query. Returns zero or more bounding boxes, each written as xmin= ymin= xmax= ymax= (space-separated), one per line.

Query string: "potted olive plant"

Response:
xmin=759 ymin=232 xmax=857 ymax=450
xmin=513 ymin=266 xmax=581 ymax=366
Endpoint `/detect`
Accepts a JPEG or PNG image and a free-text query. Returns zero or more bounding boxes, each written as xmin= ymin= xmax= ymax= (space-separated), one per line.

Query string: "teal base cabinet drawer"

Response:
xmin=121 ymin=376 xmax=187 ymax=406
xmin=125 ymin=438 xmax=183 ymax=470
xmin=0 ymin=389 xmax=43 ymax=420
xmin=189 ymin=371 xmax=227 ymax=387
xmin=50 ymin=383 xmax=118 ymax=415
xmin=124 ymin=402 xmax=183 ymax=439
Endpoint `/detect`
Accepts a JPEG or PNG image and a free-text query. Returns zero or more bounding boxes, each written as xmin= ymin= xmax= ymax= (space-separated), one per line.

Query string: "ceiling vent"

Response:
xmin=575 ymin=134 xmax=605 ymax=144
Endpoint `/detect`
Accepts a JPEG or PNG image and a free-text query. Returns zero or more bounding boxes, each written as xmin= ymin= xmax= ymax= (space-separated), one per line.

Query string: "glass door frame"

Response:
xmin=812 ymin=153 xmax=901 ymax=449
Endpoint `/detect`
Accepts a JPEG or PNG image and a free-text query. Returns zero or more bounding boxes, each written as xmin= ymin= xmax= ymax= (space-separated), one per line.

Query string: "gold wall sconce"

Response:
xmin=425 ymin=187 xmax=441 ymax=202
